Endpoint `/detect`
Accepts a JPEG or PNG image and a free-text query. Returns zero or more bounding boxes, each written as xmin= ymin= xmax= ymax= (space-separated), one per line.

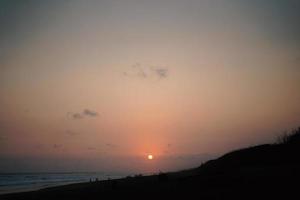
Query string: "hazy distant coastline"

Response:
xmin=0 ymin=172 xmax=126 ymax=195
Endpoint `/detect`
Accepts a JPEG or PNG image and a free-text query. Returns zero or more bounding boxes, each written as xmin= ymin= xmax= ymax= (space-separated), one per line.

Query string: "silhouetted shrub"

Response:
xmin=277 ymin=127 xmax=300 ymax=144
xmin=134 ymin=174 xmax=143 ymax=178
xmin=277 ymin=131 xmax=289 ymax=144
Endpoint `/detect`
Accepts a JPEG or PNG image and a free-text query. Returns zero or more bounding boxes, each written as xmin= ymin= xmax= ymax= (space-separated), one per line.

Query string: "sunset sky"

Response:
xmin=1 ymin=0 xmax=300 ymax=173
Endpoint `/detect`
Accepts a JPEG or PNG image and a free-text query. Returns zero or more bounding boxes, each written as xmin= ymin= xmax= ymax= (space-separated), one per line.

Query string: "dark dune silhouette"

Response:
xmin=1 ymin=127 xmax=300 ymax=200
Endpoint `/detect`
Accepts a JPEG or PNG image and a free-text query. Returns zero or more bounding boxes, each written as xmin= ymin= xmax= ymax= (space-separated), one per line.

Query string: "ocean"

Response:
xmin=0 ymin=172 xmax=127 ymax=194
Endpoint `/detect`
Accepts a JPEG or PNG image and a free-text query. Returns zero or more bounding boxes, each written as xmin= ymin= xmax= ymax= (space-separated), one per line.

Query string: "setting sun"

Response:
xmin=147 ymin=155 xmax=153 ymax=160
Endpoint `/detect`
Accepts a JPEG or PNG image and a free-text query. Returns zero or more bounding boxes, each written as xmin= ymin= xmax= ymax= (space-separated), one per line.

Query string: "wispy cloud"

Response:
xmin=87 ymin=147 xmax=96 ymax=151
xmin=106 ymin=143 xmax=118 ymax=148
xmin=124 ymin=63 xmax=169 ymax=79
xmin=132 ymin=63 xmax=147 ymax=78
xmin=72 ymin=113 xmax=83 ymax=119
xmin=153 ymin=67 xmax=168 ymax=78
xmin=68 ymin=109 xmax=99 ymax=120
xmin=83 ymin=109 xmax=98 ymax=117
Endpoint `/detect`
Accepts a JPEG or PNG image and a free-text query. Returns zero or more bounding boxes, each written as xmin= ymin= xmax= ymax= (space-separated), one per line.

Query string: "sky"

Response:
xmin=0 ymin=0 xmax=300 ymax=173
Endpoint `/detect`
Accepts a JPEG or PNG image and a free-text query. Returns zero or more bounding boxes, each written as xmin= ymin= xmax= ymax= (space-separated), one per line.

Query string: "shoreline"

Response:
xmin=0 ymin=173 xmax=128 ymax=195
xmin=1 ymin=140 xmax=300 ymax=200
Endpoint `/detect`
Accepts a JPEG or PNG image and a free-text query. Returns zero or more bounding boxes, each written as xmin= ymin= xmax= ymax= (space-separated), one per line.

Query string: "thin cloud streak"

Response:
xmin=124 ymin=63 xmax=169 ymax=79
xmin=68 ymin=109 xmax=99 ymax=120
xmin=83 ymin=109 xmax=98 ymax=117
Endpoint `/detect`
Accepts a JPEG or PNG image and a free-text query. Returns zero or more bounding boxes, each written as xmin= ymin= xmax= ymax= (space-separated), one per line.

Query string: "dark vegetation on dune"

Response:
xmin=1 ymin=127 xmax=300 ymax=200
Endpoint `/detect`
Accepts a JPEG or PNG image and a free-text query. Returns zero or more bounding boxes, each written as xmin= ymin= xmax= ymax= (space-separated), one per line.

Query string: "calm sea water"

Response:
xmin=0 ymin=172 xmax=126 ymax=194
